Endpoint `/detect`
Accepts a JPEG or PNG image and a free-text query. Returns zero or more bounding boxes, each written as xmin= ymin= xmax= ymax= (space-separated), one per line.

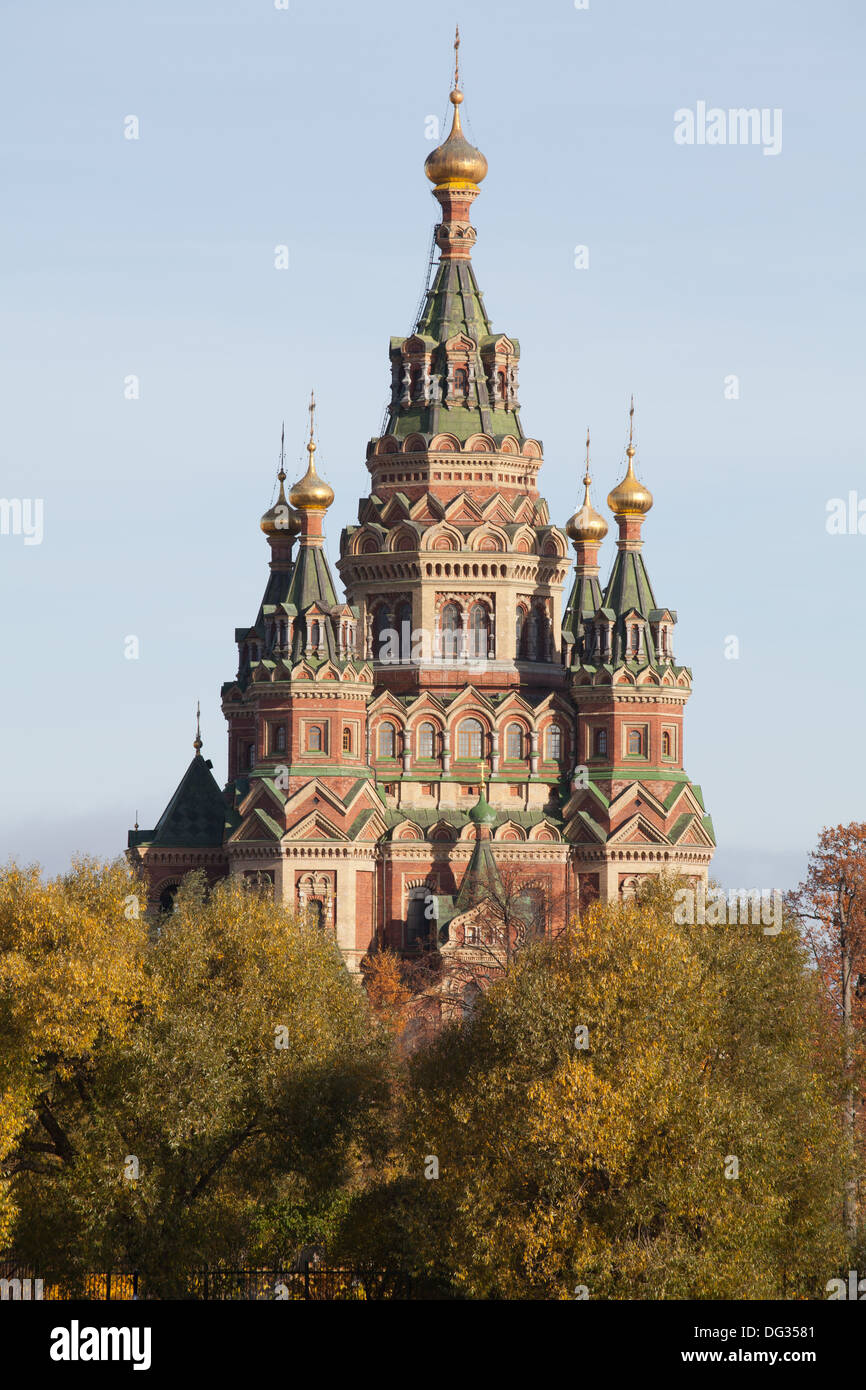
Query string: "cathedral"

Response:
xmin=127 ymin=53 xmax=715 ymax=974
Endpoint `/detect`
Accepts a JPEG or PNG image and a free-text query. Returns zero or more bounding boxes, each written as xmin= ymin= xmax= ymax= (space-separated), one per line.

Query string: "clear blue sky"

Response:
xmin=1 ymin=0 xmax=863 ymax=891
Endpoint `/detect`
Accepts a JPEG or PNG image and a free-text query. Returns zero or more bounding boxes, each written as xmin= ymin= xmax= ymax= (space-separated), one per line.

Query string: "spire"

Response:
xmin=607 ymin=396 xmax=653 ymax=538
xmin=566 ymin=429 xmax=609 ymax=546
xmin=193 ymin=700 xmax=202 ymax=754
xmin=260 ymin=422 xmax=301 ymax=546
xmin=423 ymin=32 xmax=487 ymax=260
xmin=289 ymin=391 xmax=335 ymax=518
xmin=563 ymin=429 xmax=608 ymax=663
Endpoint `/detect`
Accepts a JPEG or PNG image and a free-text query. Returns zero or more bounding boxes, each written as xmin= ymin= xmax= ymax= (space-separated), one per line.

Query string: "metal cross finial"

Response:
xmin=628 ymin=395 xmax=635 ymax=448
xmin=584 ymin=427 xmax=591 ymax=485
xmin=454 ymin=25 xmax=460 ymax=88
xmin=279 ymin=420 xmax=286 ymax=481
xmin=194 ymin=700 xmax=202 ymax=753
xmin=308 ymin=390 xmax=316 ymax=441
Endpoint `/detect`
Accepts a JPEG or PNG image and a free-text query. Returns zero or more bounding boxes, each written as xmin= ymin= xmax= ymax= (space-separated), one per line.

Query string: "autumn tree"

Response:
xmin=789 ymin=822 xmax=866 ymax=1242
xmin=0 ymin=858 xmax=150 ymax=1249
xmin=338 ymin=879 xmax=849 ymax=1298
xmin=4 ymin=868 xmax=390 ymax=1293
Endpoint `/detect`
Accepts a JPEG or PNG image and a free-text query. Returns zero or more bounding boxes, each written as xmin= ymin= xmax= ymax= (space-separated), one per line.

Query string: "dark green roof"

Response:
xmin=134 ymin=753 xmax=230 ymax=849
xmin=454 ymin=836 xmax=503 ymax=914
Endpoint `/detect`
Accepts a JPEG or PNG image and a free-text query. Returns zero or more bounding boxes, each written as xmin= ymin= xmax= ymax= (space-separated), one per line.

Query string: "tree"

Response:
xmin=0 ymin=858 xmax=150 ymax=1248
xmin=5 ymin=869 xmax=390 ymax=1293
xmin=340 ymin=879 xmax=849 ymax=1298
xmin=789 ymin=823 xmax=866 ymax=1242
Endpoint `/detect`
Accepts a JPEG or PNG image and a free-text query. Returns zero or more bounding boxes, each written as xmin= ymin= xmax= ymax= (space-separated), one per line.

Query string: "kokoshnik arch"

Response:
xmin=127 ymin=45 xmax=715 ymax=973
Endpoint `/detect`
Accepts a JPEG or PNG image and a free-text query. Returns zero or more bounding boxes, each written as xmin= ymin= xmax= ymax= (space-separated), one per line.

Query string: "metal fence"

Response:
xmin=0 ymin=1262 xmax=410 ymax=1301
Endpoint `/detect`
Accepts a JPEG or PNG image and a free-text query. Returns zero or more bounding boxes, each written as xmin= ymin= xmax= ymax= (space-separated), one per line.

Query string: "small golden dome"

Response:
xmin=424 ymin=88 xmax=488 ymax=189
xmin=289 ymin=395 xmax=334 ymax=512
xmin=607 ymin=400 xmax=653 ymax=517
xmin=260 ymin=471 xmax=301 ymax=537
xmin=566 ymin=431 xmax=609 ymax=543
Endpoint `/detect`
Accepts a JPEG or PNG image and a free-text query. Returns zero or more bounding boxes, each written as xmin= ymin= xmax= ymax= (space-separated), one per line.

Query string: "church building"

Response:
xmin=128 ymin=50 xmax=715 ymax=973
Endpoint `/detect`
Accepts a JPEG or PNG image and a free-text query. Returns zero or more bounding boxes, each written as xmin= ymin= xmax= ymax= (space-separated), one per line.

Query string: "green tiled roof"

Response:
xmin=134 ymin=754 xmax=231 ymax=849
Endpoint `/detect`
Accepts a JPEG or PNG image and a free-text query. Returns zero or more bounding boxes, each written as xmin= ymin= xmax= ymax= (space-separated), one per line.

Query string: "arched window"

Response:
xmin=627 ymin=728 xmax=644 ymax=757
xmin=505 ymin=724 xmax=523 ymax=760
xmin=440 ymin=602 xmax=461 ymax=659
xmin=342 ymin=726 xmax=353 ymax=754
xmin=453 ymin=366 xmax=468 ymax=394
xmin=310 ymin=619 xmax=321 ymax=649
xmin=274 ymin=724 xmax=287 ymax=754
xmin=378 ymin=722 xmax=396 ymax=758
xmin=469 ymin=603 xmax=489 ymax=659
xmin=594 ymin=727 xmax=608 ymax=757
xmin=247 ymin=742 xmax=256 ymax=769
xmin=630 ymin=625 xmax=641 ymax=656
xmin=308 ymin=725 xmax=323 ymax=752
xmin=496 ymin=369 xmax=506 ymax=399
xmin=547 ymin=725 xmax=563 ymax=761
xmin=406 ymin=889 xmax=431 ymax=947
xmin=662 ymin=730 xmax=672 ymax=757
xmin=308 ymin=900 xmax=325 ymax=929
xmin=373 ymin=605 xmax=392 ymax=662
xmin=158 ymin=883 xmax=179 ymax=913
xmin=457 ymin=718 xmax=484 ymax=760
xmin=418 ymin=722 xmax=436 ymax=760
xmin=396 ymin=600 xmax=412 ymax=661
xmin=515 ymin=607 xmax=526 ymax=659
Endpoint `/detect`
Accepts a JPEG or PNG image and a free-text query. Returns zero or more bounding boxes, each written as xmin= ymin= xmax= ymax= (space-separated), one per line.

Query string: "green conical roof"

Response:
xmin=383 ymin=255 xmax=524 ymax=443
xmin=455 ymin=836 xmax=502 ymax=914
xmin=146 ymin=753 xmax=229 ymax=849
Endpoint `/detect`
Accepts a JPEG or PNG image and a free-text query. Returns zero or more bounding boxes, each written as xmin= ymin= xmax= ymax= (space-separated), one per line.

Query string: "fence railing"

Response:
xmin=0 ymin=1262 xmax=411 ymax=1301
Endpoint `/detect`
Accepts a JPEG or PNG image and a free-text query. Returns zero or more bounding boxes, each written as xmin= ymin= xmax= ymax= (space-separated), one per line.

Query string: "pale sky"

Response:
xmin=1 ymin=0 xmax=863 ymax=891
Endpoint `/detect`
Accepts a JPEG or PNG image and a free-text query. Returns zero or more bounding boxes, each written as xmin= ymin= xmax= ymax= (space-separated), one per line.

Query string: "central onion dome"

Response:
xmin=607 ymin=401 xmax=653 ymax=517
xmin=261 ymin=466 xmax=301 ymax=537
xmin=566 ymin=432 xmax=609 ymax=544
xmin=424 ymin=87 xmax=488 ymax=189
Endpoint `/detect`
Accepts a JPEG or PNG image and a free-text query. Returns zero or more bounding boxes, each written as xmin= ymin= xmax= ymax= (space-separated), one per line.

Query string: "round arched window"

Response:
xmin=457 ymin=718 xmax=484 ymax=760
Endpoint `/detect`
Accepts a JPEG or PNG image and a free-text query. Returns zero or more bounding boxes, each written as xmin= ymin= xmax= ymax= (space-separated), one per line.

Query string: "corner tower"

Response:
xmin=563 ymin=402 xmax=715 ymax=902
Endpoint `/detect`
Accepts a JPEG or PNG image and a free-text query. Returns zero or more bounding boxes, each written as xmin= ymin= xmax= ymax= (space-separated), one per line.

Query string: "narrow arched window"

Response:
xmin=594 ymin=728 xmax=608 ymax=757
xmin=515 ymin=607 xmax=526 ymax=659
xmin=396 ymin=600 xmax=412 ymax=661
xmin=627 ymin=728 xmax=644 ymax=756
xmin=454 ymin=366 xmax=468 ymax=394
xmin=342 ymin=726 xmax=353 ymax=754
xmin=497 ymin=370 xmax=506 ymax=399
xmin=418 ymin=722 xmax=436 ymax=759
xmin=505 ymin=724 xmax=523 ymax=760
xmin=469 ymin=603 xmax=489 ymax=659
xmin=378 ymin=723 xmax=396 ymax=758
xmin=547 ymin=725 xmax=562 ymax=761
xmin=662 ymin=730 xmax=672 ymax=757
xmin=441 ymin=602 xmax=461 ymax=659
xmin=457 ymin=718 xmax=484 ymax=760
xmin=247 ymin=742 xmax=256 ymax=769
xmin=308 ymin=725 xmax=323 ymax=752
xmin=274 ymin=725 xmax=287 ymax=754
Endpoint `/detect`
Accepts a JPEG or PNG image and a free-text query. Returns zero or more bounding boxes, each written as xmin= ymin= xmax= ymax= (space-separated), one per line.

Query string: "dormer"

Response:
xmin=649 ymin=608 xmax=677 ymax=662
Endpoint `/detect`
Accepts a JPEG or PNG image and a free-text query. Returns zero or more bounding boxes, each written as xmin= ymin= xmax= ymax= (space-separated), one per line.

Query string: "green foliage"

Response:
xmin=3 ymin=867 xmax=389 ymax=1294
xmin=338 ymin=879 xmax=850 ymax=1299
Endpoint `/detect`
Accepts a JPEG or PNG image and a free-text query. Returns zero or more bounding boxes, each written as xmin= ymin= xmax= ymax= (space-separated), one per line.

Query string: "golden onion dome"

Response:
xmin=260 ymin=469 xmax=302 ymax=537
xmin=566 ymin=432 xmax=609 ymax=544
xmin=424 ymin=87 xmax=488 ymax=189
xmin=289 ymin=438 xmax=334 ymax=513
xmin=607 ymin=401 xmax=653 ymax=517
xmin=607 ymin=444 xmax=653 ymax=517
